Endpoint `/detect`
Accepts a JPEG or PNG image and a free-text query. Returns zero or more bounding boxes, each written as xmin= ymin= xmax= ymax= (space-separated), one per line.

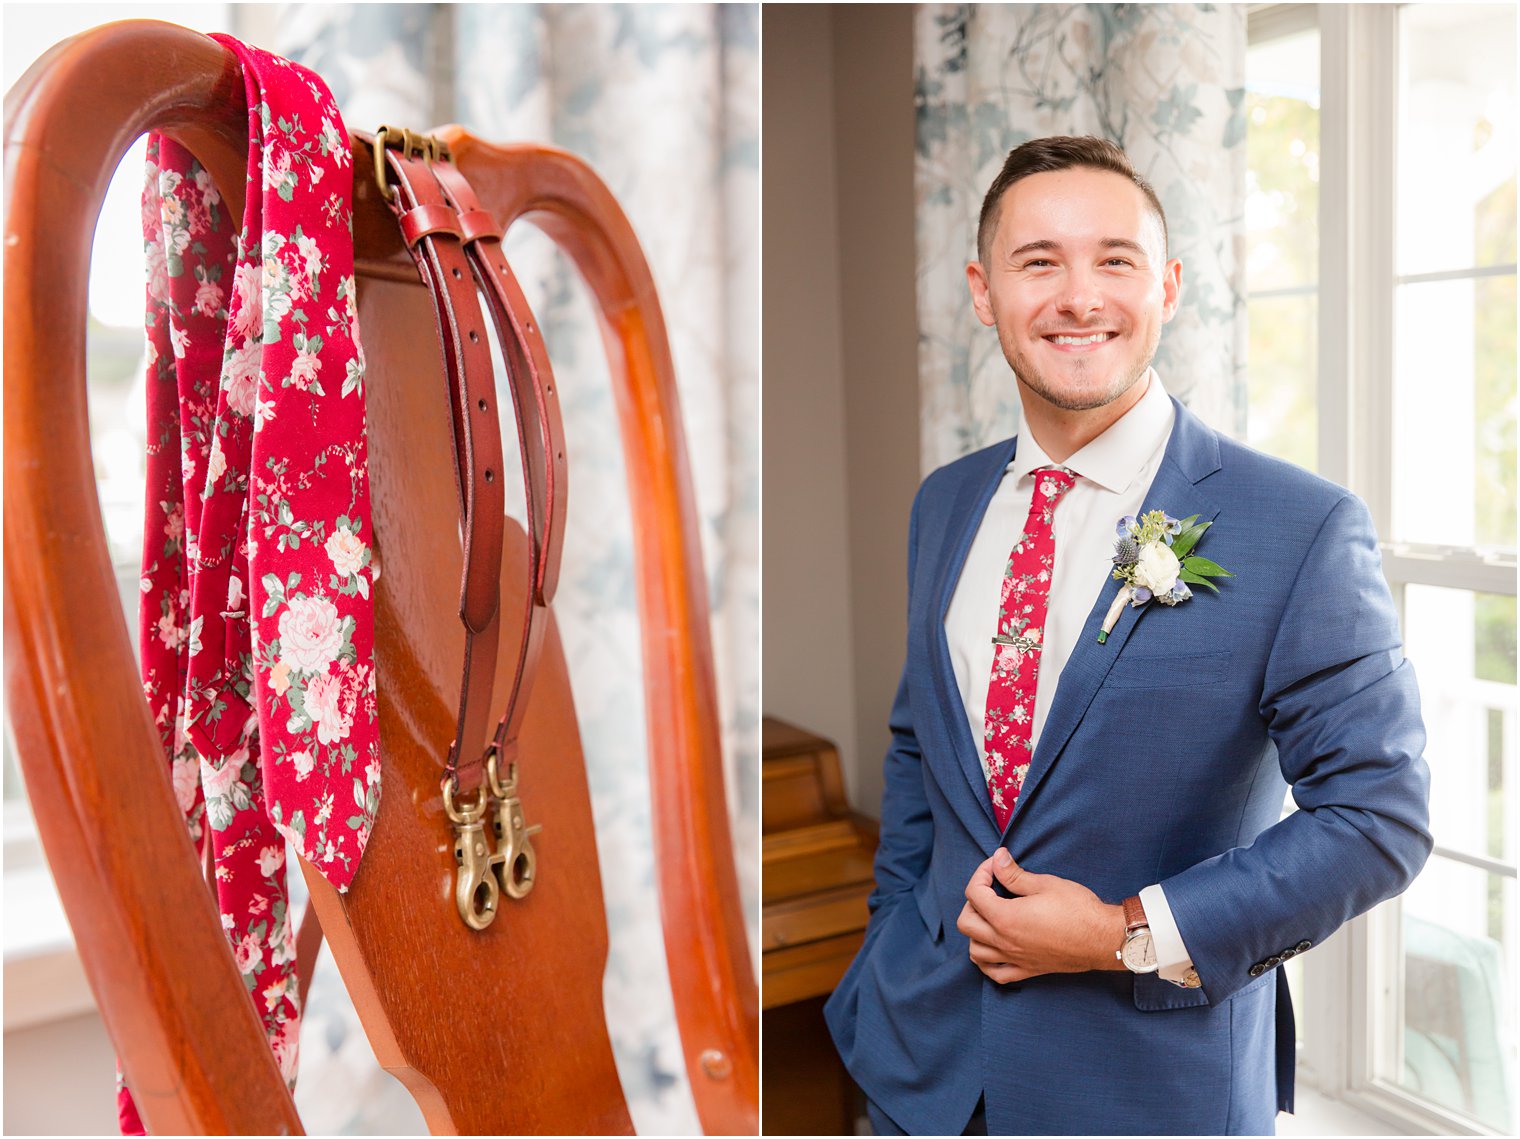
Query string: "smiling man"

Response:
xmin=823 ymin=136 xmax=1432 ymax=1136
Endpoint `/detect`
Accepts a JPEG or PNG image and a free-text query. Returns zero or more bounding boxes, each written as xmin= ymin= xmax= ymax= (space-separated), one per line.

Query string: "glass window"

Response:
xmin=1390 ymin=3 xmax=1517 ymax=552
xmin=1402 ymin=586 xmax=1515 ymax=861
xmin=1246 ymin=26 xmax=1320 ymax=471
xmin=1379 ymin=9 xmax=1518 ymax=1127
xmin=1390 ymin=864 xmax=1515 ymax=1131
xmin=1395 ymin=5 xmax=1518 ymax=279
xmin=1392 ymin=276 xmax=1517 ymax=550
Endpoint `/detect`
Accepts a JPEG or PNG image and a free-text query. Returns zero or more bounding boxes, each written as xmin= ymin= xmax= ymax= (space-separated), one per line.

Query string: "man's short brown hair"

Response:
xmin=976 ymin=135 xmax=1168 ymax=265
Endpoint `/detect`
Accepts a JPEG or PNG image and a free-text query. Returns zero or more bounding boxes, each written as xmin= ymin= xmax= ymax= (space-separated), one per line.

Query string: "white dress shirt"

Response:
xmin=944 ymin=369 xmax=1195 ymax=983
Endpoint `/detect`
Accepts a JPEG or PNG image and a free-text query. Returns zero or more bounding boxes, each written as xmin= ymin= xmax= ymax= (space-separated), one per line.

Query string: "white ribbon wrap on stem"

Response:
xmin=1098 ymin=584 xmax=1137 ymax=644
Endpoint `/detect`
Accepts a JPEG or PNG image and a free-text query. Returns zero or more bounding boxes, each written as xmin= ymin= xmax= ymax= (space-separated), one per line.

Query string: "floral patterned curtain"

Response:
xmin=914 ymin=3 xmax=1248 ymax=473
xmin=262 ymin=5 xmax=757 ymax=1134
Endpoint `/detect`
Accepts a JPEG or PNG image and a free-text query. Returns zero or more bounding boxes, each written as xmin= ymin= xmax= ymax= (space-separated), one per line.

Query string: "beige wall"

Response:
xmin=762 ymin=6 xmax=919 ymax=817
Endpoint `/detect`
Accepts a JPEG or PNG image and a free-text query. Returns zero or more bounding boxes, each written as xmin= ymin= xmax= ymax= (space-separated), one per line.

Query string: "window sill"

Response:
xmin=3 ymin=865 xmax=96 ymax=1032
xmin=1281 ymin=1083 xmax=1405 ymax=1136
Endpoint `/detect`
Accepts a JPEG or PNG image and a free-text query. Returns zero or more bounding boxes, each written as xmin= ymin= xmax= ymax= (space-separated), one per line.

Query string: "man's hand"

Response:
xmin=956 ymin=848 xmax=1127 ymax=984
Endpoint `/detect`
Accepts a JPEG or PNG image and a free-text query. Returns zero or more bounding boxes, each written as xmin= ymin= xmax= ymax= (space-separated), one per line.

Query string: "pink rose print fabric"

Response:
xmin=129 ymin=34 xmax=378 ymax=1133
xmin=983 ymin=467 xmax=1075 ymax=829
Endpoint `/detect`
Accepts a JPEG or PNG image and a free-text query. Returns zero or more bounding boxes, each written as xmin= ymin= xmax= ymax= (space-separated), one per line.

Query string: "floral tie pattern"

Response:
xmin=128 ymin=34 xmax=377 ymax=1134
xmin=984 ymin=467 xmax=1076 ymax=829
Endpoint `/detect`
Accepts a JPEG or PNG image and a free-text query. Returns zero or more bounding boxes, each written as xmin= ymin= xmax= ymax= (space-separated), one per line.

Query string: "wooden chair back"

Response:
xmin=3 ymin=20 xmax=756 ymax=1135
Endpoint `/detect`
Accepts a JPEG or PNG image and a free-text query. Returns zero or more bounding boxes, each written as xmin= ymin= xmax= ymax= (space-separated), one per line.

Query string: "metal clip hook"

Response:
xmin=487 ymin=752 xmax=542 ymax=900
xmin=443 ymin=776 xmax=499 ymax=930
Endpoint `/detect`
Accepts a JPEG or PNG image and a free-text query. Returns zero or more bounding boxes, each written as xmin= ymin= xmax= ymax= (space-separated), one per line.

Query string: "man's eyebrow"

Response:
xmin=1006 ymin=238 xmax=1151 ymax=259
xmin=1008 ymin=240 xmax=1060 ymax=259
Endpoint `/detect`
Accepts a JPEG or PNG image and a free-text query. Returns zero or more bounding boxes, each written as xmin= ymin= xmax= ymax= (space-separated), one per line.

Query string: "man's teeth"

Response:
xmin=1048 ymin=333 xmax=1111 ymax=345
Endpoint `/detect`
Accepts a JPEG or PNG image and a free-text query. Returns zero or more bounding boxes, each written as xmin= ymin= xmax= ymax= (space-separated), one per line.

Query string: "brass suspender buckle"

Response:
xmin=372 ymin=123 xmax=455 ymax=203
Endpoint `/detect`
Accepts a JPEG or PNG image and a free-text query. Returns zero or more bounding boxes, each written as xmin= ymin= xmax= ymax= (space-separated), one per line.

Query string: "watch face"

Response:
xmin=1121 ymin=929 xmax=1159 ymax=973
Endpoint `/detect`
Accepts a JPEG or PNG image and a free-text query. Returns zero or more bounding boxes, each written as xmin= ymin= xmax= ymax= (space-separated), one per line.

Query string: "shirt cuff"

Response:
xmin=1139 ymin=883 xmax=1196 ymax=985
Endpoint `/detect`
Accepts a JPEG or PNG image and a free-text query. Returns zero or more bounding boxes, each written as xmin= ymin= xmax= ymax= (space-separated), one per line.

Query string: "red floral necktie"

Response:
xmin=128 ymin=34 xmax=375 ymax=1134
xmin=983 ymin=467 xmax=1076 ymax=829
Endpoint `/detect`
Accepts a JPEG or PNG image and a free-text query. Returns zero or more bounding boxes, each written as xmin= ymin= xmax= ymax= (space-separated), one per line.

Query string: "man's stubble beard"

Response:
xmin=1001 ymin=321 xmax=1161 ymax=412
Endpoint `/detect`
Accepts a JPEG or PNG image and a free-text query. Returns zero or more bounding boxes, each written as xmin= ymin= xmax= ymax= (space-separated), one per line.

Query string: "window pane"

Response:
xmin=1385 ymin=861 xmax=1516 ymax=1131
xmin=1246 ymin=29 xmax=1320 ymax=292
xmin=1403 ymin=585 xmax=1516 ymax=865
xmin=1391 ymin=276 xmax=1518 ymax=549
xmin=1475 ymin=271 xmax=1518 ymax=549
xmin=1246 ymin=27 xmax=1319 ymax=473
xmin=1397 ymin=4 xmax=1517 ymax=277
xmin=1245 ymin=294 xmax=1317 ymax=471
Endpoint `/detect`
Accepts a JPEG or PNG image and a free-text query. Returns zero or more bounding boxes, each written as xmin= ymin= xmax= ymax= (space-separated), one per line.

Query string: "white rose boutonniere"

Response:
xmin=1099 ymin=509 xmax=1234 ymax=643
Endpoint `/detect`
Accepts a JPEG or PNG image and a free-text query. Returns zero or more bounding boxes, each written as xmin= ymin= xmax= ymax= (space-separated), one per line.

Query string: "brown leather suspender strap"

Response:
xmin=427 ymin=159 xmax=566 ymax=771
xmin=379 ymin=142 xmax=507 ymax=794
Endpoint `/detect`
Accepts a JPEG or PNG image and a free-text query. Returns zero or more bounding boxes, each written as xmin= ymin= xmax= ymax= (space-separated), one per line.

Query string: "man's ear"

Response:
xmin=1160 ymin=257 xmax=1183 ymax=324
xmin=966 ymin=260 xmax=997 ymax=327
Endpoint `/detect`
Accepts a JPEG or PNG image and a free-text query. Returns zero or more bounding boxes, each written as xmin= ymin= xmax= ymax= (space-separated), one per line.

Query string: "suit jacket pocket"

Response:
xmin=1106 ymin=650 xmax=1231 ymax=690
xmin=1132 ymin=970 xmax=1211 ymax=1010
xmin=913 ymin=875 xmax=943 ymax=943
xmin=1132 ymin=965 xmax=1272 ymax=1010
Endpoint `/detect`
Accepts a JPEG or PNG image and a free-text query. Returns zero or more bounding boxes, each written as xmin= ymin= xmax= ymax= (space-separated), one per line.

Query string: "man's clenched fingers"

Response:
xmin=956 ymin=900 xmax=1001 ymax=947
xmin=975 ymin=960 xmax=1033 ymax=985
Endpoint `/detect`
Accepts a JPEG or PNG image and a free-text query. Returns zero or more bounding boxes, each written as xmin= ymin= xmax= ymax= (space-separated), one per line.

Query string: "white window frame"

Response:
xmin=1253 ymin=5 xmax=1518 ymax=1136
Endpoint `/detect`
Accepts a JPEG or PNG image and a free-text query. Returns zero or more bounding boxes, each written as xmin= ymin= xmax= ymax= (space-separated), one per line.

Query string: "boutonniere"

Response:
xmin=1098 ymin=510 xmax=1234 ymax=643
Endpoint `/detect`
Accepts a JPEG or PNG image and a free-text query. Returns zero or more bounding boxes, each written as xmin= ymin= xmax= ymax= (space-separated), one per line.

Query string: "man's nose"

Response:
xmin=1056 ymin=271 xmax=1104 ymax=317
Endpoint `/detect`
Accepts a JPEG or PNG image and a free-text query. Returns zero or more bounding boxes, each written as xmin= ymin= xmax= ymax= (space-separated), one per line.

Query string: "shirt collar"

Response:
xmin=1010 ymin=369 xmax=1175 ymax=494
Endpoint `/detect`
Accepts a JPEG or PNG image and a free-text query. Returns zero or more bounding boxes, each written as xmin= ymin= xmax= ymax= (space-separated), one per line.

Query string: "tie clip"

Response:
xmin=992 ymin=633 xmax=1040 ymax=652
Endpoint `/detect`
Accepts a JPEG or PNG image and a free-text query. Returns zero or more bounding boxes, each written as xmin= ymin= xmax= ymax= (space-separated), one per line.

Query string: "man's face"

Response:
xmin=966 ymin=167 xmax=1182 ymax=413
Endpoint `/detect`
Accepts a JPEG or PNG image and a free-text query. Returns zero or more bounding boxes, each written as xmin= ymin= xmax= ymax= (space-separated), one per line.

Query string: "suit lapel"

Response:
xmin=929 ymin=438 xmax=1018 ymax=833
xmin=1004 ymin=399 xmax=1223 ymax=839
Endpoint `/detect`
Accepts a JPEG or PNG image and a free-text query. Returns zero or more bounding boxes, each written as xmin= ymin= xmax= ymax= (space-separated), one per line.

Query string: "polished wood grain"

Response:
xmin=4 ymin=19 xmax=755 ymax=1135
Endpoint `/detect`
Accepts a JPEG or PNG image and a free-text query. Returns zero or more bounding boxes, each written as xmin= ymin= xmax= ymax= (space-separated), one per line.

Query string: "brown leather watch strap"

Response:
xmin=1122 ymin=894 xmax=1148 ymax=933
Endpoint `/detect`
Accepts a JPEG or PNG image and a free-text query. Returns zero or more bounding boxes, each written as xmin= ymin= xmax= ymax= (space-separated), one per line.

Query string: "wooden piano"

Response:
xmin=761 ymin=716 xmax=878 ymax=1134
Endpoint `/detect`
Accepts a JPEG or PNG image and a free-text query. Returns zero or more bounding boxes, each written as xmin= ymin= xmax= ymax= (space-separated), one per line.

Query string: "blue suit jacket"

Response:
xmin=824 ymin=399 xmax=1432 ymax=1135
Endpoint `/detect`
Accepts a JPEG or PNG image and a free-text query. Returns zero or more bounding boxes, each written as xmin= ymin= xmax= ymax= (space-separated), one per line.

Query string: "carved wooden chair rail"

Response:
xmin=3 ymin=20 xmax=756 ymax=1135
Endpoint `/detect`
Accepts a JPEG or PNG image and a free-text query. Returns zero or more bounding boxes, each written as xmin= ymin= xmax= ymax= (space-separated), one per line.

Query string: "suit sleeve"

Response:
xmin=1159 ymin=493 xmax=1433 ymax=1004
xmin=867 ymin=481 xmax=936 ymax=916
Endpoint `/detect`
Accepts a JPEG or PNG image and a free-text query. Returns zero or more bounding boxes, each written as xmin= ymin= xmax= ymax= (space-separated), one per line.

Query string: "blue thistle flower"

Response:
xmin=1112 ymin=536 xmax=1139 ymax=565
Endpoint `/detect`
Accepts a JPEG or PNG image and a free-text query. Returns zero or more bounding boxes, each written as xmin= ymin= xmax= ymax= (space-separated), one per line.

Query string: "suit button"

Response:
xmin=1249 ymin=963 xmax=1266 ymax=977
xmin=1280 ymin=947 xmax=1297 ymax=960
xmin=1265 ymin=955 xmax=1283 ymax=969
xmin=1296 ymin=940 xmax=1312 ymax=953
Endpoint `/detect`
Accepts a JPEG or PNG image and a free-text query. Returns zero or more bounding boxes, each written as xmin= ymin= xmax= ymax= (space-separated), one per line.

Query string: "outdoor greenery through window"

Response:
xmin=1245 ymin=23 xmax=1319 ymax=474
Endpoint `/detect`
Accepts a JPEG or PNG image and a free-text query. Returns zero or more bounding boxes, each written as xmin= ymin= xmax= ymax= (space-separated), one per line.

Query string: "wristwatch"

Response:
xmin=1118 ymin=894 xmax=1203 ymax=988
xmin=1117 ymin=895 xmax=1158 ymax=974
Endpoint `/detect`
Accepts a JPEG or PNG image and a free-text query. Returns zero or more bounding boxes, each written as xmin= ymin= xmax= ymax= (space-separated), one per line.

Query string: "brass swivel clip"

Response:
xmin=442 ymin=774 xmax=498 ymax=931
xmin=441 ymin=748 xmax=543 ymax=930
xmin=488 ymin=750 xmax=542 ymax=901
xmin=372 ymin=123 xmax=454 ymax=203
